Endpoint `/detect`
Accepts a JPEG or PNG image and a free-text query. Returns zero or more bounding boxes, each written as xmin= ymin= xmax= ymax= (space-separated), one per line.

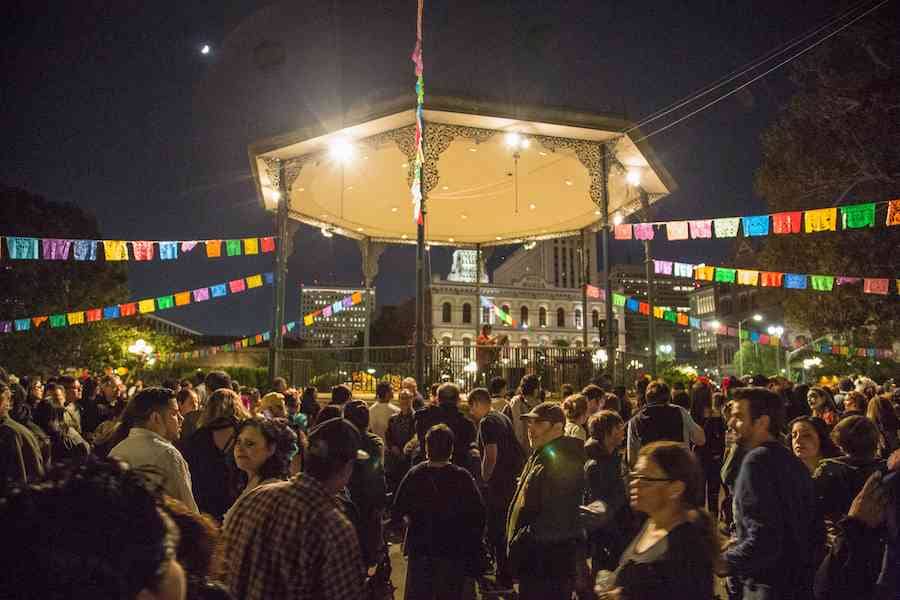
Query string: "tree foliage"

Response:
xmin=754 ymin=13 xmax=899 ymax=345
xmin=0 ymin=188 xmax=189 ymax=374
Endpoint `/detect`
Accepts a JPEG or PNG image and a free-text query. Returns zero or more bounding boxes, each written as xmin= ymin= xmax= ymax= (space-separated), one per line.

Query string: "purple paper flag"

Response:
xmin=42 ymin=238 xmax=73 ymax=260
xmin=192 ymin=287 xmax=211 ymax=302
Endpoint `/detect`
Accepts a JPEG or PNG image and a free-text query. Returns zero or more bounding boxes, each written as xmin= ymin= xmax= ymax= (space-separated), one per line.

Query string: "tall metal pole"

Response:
xmin=580 ymin=229 xmax=589 ymax=350
xmin=738 ymin=321 xmax=744 ymax=377
xmin=600 ymin=147 xmax=615 ymax=380
xmin=362 ymin=238 xmax=371 ymax=366
xmin=475 ymin=244 xmax=482 ymax=339
xmin=269 ymin=159 xmax=289 ymax=383
xmin=415 ymin=199 xmax=426 ymax=386
xmin=639 ymin=190 xmax=656 ymax=377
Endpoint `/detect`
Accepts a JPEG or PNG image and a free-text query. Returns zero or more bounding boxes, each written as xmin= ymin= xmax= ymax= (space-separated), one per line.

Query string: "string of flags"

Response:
xmin=162 ymin=321 xmax=298 ymax=361
xmin=0 ymin=272 xmax=274 ymax=334
xmin=585 ymin=286 xmax=893 ymax=359
xmin=613 ymin=199 xmax=900 ymax=242
xmin=410 ymin=0 xmax=425 ymax=225
xmin=1 ymin=236 xmax=276 ymax=262
xmin=649 ymin=259 xmax=898 ymax=296
xmin=302 ymin=291 xmax=365 ymax=327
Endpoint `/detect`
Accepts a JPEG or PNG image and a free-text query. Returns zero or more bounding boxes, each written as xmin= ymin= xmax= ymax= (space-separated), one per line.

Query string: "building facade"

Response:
xmin=299 ymin=285 xmax=375 ymax=347
xmin=494 ymin=234 xmax=597 ymax=289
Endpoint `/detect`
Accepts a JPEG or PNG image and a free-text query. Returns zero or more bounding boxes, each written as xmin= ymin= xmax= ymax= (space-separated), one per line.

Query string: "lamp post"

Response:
xmin=768 ymin=325 xmax=785 ymax=375
xmin=737 ymin=314 xmax=763 ymax=377
xmin=128 ymin=339 xmax=155 ymax=371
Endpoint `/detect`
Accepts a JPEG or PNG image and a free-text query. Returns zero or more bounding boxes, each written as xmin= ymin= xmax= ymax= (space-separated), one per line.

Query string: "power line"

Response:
xmin=630 ymin=0 xmax=889 ymax=145
xmin=624 ymin=0 xmax=878 ymax=135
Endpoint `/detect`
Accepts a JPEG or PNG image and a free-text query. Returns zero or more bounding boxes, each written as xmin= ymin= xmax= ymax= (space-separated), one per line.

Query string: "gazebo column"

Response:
xmin=358 ymin=238 xmax=385 ymax=367
xmin=639 ymin=189 xmax=657 ymax=376
xmin=599 ymin=147 xmax=615 ymax=381
xmin=415 ymin=197 xmax=427 ymax=386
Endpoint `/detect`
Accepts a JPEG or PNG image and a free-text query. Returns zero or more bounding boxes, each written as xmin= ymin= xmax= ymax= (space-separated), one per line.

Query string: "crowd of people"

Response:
xmin=0 ymin=363 xmax=898 ymax=599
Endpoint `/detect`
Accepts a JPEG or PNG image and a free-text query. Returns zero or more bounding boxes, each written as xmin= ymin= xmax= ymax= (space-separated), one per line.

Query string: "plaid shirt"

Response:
xmin=223 ymin=473 xmax=364 ymax=600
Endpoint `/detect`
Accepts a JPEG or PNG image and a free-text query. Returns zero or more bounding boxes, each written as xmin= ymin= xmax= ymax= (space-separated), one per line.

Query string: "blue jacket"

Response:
xmin=725 ymin=440 xmax=822 ymax=595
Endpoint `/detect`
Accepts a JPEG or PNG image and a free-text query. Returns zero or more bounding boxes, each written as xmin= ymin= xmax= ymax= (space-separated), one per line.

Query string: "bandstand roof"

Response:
xmin=249 ymin=95 xmax=675 ymax=247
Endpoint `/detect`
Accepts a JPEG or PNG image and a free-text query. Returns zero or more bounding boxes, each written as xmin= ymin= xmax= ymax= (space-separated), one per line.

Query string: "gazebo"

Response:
xmin=248 ymin=95 xmax=675 ymax=383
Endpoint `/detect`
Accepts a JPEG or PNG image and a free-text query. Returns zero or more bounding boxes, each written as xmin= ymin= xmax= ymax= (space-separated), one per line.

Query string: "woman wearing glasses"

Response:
xmin=596 ymin=441 xmax=717 ymax=599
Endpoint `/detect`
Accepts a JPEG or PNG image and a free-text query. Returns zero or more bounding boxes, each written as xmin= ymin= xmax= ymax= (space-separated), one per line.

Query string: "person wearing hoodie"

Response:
xmin=507 ymin=402 xmax=586 ymax=600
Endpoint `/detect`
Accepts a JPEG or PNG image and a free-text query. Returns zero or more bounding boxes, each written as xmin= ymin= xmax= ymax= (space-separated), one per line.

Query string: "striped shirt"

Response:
xmin=223 ymin=473 xmax=364 ymax=600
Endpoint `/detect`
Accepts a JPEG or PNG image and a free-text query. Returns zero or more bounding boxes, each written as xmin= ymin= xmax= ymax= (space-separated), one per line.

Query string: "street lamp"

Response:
xmin=128 ymin=339 xmax=155 ymax=368
xmin=738 ymin=314 xmax=763 ymax=377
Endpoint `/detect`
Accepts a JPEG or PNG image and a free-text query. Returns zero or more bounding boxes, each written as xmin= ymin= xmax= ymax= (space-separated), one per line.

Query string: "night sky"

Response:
xmin=1 ymin=0 xmax=863 ymax=336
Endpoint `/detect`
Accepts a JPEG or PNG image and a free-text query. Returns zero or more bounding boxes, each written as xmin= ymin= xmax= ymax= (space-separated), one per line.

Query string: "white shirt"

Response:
xmin=368 ymin=401 xmax=400 ymax=441
xmin=110 ymin=427 xmax=198 ymax=512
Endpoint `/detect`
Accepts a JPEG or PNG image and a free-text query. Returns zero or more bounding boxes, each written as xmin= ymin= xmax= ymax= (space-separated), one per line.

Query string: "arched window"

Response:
xmin=441 ymin=336 xmax=452 ymax=346
xmin=441 ymin=302 xmax=452 ymax=323
xmin=556 ymin=308 xmax=565 ymax=328
xmin=592 ymin=309 xmax=599 ymax=328
xmin=462 ymin=303 xmax=472 ymax=324
xmin=520 ymin=306 xmax=529 ymax=326
xmin=575 ymin=308 xmax=583 ymax=329
xmin=482 ymin=306 xmax=492 ymax=324
xmin=539 ymin=307 xmax=547 ymax=327
xmin=462 ymin=337 xmax=472 ymax=359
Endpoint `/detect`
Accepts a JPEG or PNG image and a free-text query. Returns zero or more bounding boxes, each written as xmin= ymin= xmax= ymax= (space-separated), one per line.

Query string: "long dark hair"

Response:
xmin=640 ymin=441 xmax=720 ymax=563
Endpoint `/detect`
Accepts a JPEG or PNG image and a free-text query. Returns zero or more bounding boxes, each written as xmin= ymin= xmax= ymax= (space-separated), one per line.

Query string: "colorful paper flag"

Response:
xmin=193 ymin=287 xmax=211 ymax=302
xmin=666 ymin=221 xmax=689 ymax=240
xmin=863 ymin=278 xmax=889 ymax=295
xmin=205 ymin=240 xmax=222 ymax=258
xmin=614 ymin=224 xmax=633 ymax=240
xmin=138 ymin=299 xmax=156 ymax=314
xmin=246 ymin=274 xmax=263 ymax=289
xmin=633 ymin=223 xmax=654 ymax=241
xmin=887 ymin=200 xmax=900 ymax=226
xmin=174 ymin=292 xmax=191 ymax=306
xmin=42 ymin=239 xmax=72 ymax=260
xmin=226 ymin=239 xmax=242 ymax=257
xmin=131 ymin=241 xmax=155 ymax=261
xmin=156 ymin=295 xmax=175 ymax=310
xmin=784 ymin=273 xmax=808 ymax=289
xmin=804 ymin=207 xmax=837 ymax=232
xmin=261 ymin=237 xmax=276 ymax=253
xmin=159 ymin=242 xmax=179 ymax=260
xmin=654 ymin=260 xmax=673 ymax=275
xmin=674 ymin=262 xmax=693 ymax=278
xmin=6 ymin=237 xmax=39 ymax=259
xmin=810 ymin=275 xmax=835 ymax=291
xmin=120 ymin=303 xmax=137 ymax=316
xmin=714 ymin=268 xmax=736 ymax=283
xmin=103 ymin=240 xmax=129 ymax=261
xmin=689 ymin=220 xmax=712 ymax=239
xmin=772 ymin=211 xmax=802 ymax=234
xmin=760 ymin=272 xmax=784 ymax=287
xmin=67 ymin=311 xmax=85 ymax=325
xmin=741 ymin=215 xmax=769 ymax=237
xmin=243 ymin=238 xmax=259 ymax=255
xmin=841 ymin=203 xmax=875 ymax=229
xmin=73 ymin=240 xmax=98 ymax=261
xmin=713 ymin=217 xmax=740 ymax=238
xmin=49 ymin=314 xmax=67 ymax=328
xmin=211 ymin=284 xmax=228 ymax=298
xmin=736 ymin=270 xmax=759 ymax=286
xmin=228 ymin=279 xmax=246 ymax=293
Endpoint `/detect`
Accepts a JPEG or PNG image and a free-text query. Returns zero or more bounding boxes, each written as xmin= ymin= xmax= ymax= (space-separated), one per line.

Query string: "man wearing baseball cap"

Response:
xmin=224 ymin=417 xmax=368 ymax=599
xmin=506 ymin=401 xmax=586 ymax=600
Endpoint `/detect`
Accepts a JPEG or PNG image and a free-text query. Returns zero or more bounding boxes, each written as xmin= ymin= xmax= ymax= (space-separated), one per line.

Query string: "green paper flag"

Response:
xmin=664 ymin=310 xmax=677 ymax=322
xmin=714 ymin=268 xmax=736 ymax=283
xmin=810 ymin=275 xmax=835 ymax=292
xmin=840 ymin=203 xmax=875 ymax=229
xmin=740 ymin=329 xmax=749 ymax=340
xmin=49 ymin=314 xmax=67 ymax=328
xmin=226 ymin=239 xmax=242 ymax=256
xmin=156 ymin=295 xmax=175 ymax=310
xmin=612 ymin=294 xmax=626 ymax=307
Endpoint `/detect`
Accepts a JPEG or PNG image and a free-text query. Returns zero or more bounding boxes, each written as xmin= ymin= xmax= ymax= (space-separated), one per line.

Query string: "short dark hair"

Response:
xmin=831 ymin=415 xmax=879 ymax=458
xmin=588 ymin=410 xmax=624 ymax=442
xmin=733 ymin=387 xmax=784 ymax=437
xmin=58 ymin=375 xmax=77 ymax=388
xmin=0 ymin=458 xmax=178 ymax=599
xmin=489 ymin=377 xmax=507 ymax=396
xmin=560 ymin=383 xmax=575 ymax=398
xmin=342 ymin=400 xmax=370 ymax=431
xmin=437 ymin=383 xmax=461 ymax=404
xmin=375 ymin=381 xmax=393 ymax=401
xmin=645 ymin=381 xmax=671 ymax=404
xmin=313 ymin=404 xmax=342 ymax=427
xmin=425 ymin=424 xmax=454 ymax=462
xmin=582 ymin=384 xmax=603 ymax=402
xmin=204 ymin=370 xmax=232 ymax=394
xmin=124 ymin=387 xmax=177 ymax=428
xmin=331 ymin=384 xmax=352 ymax=405
xmin=467 ymin=388 xmax=491 ymax=406
xmin=519 ymin=374 xmax=540 ymax=397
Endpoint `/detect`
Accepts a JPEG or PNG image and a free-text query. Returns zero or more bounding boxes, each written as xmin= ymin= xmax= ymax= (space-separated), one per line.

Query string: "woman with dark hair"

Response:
xmin=789 ymin=416 xmax=840 ymax=474
xmin=867 ymin=395 xmax=900 ymax=459
xmin=585 ymin=410 xmax=629 ymax=574
xmin=223 ymin=416 xmax=298 ymax=526
xmin=163 ymin=497 xmax=232 ymax=600
xmin=179 ymin=389 xmax=250 ymax=522
xmin=808 ymin=387 xmax=839 ymax=430
xmin=690 ymin=382 xmax=725 ymax=518
xmin=596 ymin=441 xmax=717 ymax=599
xmin=299 ymin=386 xmax=320 ymax=425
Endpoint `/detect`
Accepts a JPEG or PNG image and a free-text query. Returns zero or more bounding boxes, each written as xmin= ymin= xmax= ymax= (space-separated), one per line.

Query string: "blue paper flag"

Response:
xmin=741 ymin=215 xmax=770 ymax=237
xmin=211 ymin=284 xmax=228 ymax=298
xmin=14 ymin=319 xmax=30 ymax=332
xmin=784 ymin=273 xmax=808 ymax=289
xmin=103 ymin=306 xmax=121 ymax=320
xmin=159 ymin=242 xmax=179 ymax=260
xmin=6 ymin=237 xmax=39 ymax=259
xmin=263 ymin=272 xmax=274 ymax=285
xmin=73 ymin=240 xmax=98 ymax=261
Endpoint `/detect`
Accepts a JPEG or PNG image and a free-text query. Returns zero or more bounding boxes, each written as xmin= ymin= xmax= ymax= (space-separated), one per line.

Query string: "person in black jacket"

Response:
xmin=413 ymin=383 xmax=476 ymax=471
xmin=626 ymin=380 xmax=705 ymax=467
xmin=814 ymin=470 xmax=895 ymax=600
xmin=584 ymin=410 xmax=629 ymax=574
xmin=507 ymin=402 xmax=585 ymax=600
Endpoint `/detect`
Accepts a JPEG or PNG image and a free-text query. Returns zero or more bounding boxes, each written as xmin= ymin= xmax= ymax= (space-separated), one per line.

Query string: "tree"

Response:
xmin=754 ymin=12 xmax=899 ymax=346
xmin=0 ymin=188 xmax=189 ymax=373
xmin=731 ymin=342 xmax=782 ymax=378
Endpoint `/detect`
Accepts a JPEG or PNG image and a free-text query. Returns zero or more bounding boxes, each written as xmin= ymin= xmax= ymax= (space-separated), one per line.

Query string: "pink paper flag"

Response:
xmin=613 ymin=224 xmax=632 ymax=240
xmin=229 ymin=279 xmax=246 ymax=294
xmin=131 ymin=241 xmax=155 ymax=261
xmin=633 ymin=223 xmax=654 ymax=241
xmin=863 ymin=278 xmax=889 ymax=295
xmin=181 ymin=241 xmax=198 ymax=253
xmin=689 ymin=220 xmax=712 ymax=239
xmin=192 ymin=287 xmax=210 ymax=302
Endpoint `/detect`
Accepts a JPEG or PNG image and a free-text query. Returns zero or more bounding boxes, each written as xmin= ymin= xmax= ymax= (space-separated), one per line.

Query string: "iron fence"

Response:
xmin=279 ymin=344 xmax=623 ymax=393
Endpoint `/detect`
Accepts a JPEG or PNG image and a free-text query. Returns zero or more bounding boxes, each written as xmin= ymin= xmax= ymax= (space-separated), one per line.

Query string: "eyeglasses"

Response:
xmin=629 ymin=471 xmax=676 ymax=483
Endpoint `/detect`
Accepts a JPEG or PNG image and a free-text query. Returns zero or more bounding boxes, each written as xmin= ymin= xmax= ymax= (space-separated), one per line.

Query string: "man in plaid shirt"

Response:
xmin=223 ymin=417 xmax=369 ymax=599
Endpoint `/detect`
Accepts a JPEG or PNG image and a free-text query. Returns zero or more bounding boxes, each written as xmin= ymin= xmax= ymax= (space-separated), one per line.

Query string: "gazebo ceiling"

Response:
xmin=250 ymin=96 xmax=675 ymax=247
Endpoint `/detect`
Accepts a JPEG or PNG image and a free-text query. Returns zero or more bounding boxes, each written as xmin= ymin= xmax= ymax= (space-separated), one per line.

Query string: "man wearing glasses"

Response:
xmin=506 ymin=402 xmax=586 ymax=600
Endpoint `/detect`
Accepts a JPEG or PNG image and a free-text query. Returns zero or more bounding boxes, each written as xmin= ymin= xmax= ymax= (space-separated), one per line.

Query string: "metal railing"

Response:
xmin=279 ymin=344 xmax=618 ymax=393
